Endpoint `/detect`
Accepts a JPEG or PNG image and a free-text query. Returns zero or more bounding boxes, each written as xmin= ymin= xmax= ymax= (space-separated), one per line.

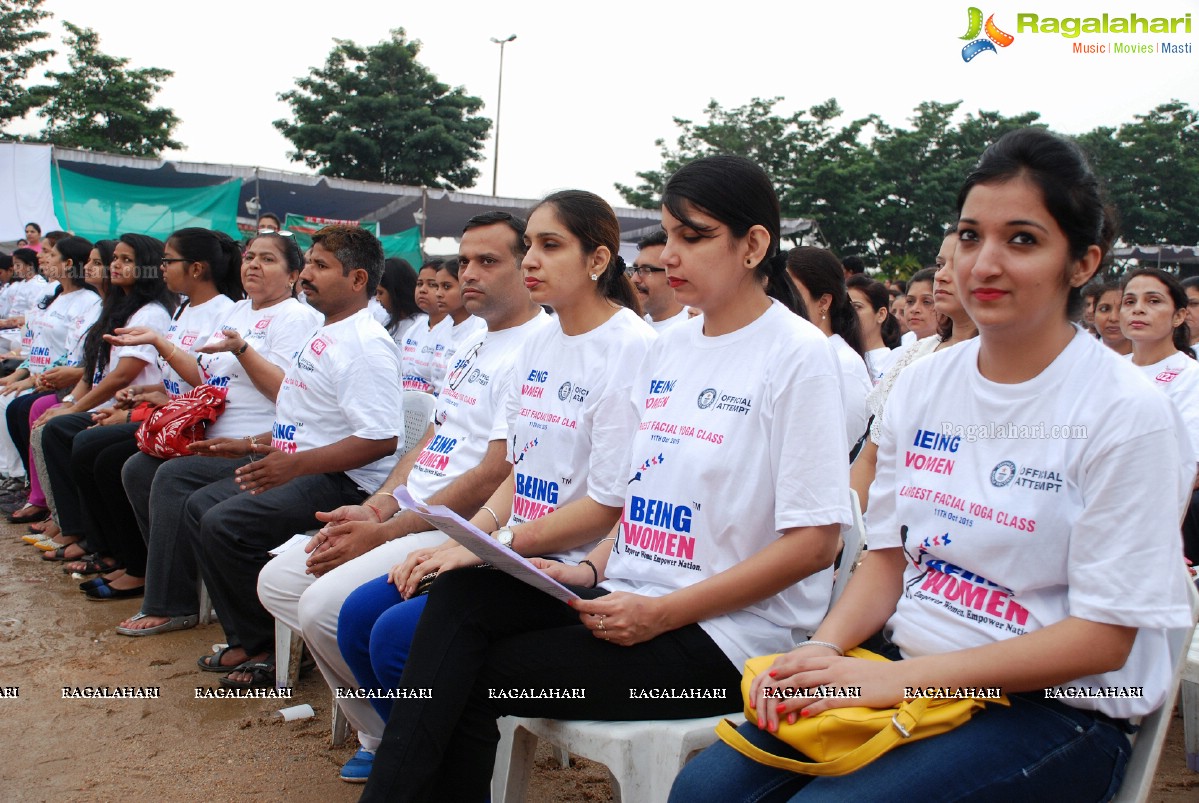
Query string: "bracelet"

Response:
xmin=364 ymin=503 xmax=385 ymax=523
xmin=794 ymin=639 xmax=844 ymax=656
xmin=164 ymin=343 xmax=177 ymax=362
xmin=233 ymin=342 xmax=249 ymax=356
xmin=126 ymin=410 xmax=132 ymax=423
xmin=480 ymin=505 xmax=501 ymax=530
xmin=579 ymin=559 xmax=599 ymax=589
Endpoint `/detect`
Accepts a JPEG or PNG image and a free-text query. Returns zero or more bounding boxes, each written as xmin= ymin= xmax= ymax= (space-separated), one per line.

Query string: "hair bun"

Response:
xmin=611 ymin=253 xmax=626 ymax=272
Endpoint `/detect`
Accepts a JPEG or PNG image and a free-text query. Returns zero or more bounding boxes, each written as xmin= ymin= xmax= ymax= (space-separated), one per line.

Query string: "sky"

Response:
xmin=13 ymin=0 xmax=1199 ymax=209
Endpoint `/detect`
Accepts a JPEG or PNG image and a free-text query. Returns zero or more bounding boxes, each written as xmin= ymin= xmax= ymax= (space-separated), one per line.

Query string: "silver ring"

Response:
xmin=598 ymin=615 xmax=606 ymax=632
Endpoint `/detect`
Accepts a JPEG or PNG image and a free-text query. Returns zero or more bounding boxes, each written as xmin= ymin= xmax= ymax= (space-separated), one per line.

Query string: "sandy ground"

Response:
xmin=0 ymin=517 xmax=1196 ymax=802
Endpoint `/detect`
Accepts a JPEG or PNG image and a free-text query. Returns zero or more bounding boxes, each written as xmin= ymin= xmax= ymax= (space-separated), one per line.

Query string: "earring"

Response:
xmin=590 ymin=274 xmax=599 ymax=282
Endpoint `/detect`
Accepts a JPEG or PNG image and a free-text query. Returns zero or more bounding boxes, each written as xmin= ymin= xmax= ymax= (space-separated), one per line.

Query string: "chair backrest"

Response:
xmin=401 ymin=390 xmax=436 ymax=456
xmin=1110 ymin=564 xmax=1199 ymax=803
xmin=830 ymin=490 xmax=867 ymax=611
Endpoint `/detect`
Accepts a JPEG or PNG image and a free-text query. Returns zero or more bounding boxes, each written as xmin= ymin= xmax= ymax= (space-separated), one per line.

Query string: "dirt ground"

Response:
xmin=0 ymin=518 xmax=1196 ymax=802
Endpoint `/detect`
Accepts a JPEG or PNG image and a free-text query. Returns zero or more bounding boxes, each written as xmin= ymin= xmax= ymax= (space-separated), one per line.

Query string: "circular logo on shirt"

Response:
xmin=697 ymin=388 xmax=717 ymax=409
xmin=990 ymin=460 xmax=1016 ymax=487
xmin=558 ymin=382 xmax=572 ymax=401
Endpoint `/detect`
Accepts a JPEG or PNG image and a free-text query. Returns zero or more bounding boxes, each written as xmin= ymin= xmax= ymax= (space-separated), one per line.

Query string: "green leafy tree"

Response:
xmin=31 ymin=21 xmax=180 ymax=156
xmin=275 ymin=29 xmax=491 ymax=189
xmin=1075 ymin=101 xmax=1199 ymax=248
xmin=0 ymin=0 xmax=54 ymax=133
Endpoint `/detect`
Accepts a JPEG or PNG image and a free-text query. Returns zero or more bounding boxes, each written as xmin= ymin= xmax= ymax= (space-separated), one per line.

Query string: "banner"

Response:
xmin=282 ymin=214 xmax=421 ymax=268
xmin=0 ymin=143 xmax=62 ymax=241
xmin=52 ymin=167 xmax=241 ymax=242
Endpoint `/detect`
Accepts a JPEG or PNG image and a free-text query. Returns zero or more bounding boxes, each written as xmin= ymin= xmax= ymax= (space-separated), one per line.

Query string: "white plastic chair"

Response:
xmin=1111 ymin=567 xmax=1199 ymax=802
xmin=491 ymin=490 xmax=867 ymax=803
xmin=273 ymin=389 xmax=437 ymax=745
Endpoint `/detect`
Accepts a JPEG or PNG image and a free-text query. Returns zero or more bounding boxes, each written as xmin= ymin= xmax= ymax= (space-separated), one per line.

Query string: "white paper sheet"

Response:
xmin=392 ymin=485 xmax=580 ymax=604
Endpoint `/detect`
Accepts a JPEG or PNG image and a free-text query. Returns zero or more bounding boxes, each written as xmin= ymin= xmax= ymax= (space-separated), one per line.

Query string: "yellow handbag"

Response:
xmin=715 ymin=648 xmax=1009 ymax=776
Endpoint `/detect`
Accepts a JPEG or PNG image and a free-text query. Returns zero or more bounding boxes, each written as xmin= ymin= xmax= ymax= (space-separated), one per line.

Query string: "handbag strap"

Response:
xmin=715 ymin=698 xmax=933 ymax=777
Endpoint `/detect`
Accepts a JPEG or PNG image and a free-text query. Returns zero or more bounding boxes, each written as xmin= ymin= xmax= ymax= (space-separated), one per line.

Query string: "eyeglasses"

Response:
xmin=624 ymin=265 xmax=666 ymax=278
xmin=160 ymin=258 xmax=189 ymax=267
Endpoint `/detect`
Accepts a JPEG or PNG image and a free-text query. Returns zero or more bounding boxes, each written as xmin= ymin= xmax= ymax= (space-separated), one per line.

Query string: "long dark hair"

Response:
xmin=41 ymin=235 xmax=98 ymax=307
xmin=848 ymin=275 xmax=901 ymax=348
xmin=532 ymin=190 xmax=640 ymax=315
xmin=1121 ymin=267 xmax=1195 ymax=359
xmin=957 ymin=128 xmax=1116 ymax=320
xmin=167 ymin=227 xmax=245 ymax=301
xmin=662 ymin=155 xmax=803 ymax=315
xmin=377 ymin=257 xmax=421 ymax=334
xmin=82 ymin=233 xmax=177 ymax=381
xmin=786 ymin=247 xmax=865 ymax=357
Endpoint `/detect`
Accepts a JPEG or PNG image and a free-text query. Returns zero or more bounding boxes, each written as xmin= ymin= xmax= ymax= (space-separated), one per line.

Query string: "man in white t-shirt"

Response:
xmin=630 ymin=230 xmax=689 ymax=332
xmin=256 ymin=211 xmax=551 ymax=782
xmin=183 ymin=225 xmax=403 ymax=690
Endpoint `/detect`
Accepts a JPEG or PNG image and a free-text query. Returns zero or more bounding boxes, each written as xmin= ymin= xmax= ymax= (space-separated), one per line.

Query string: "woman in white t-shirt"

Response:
xmin=1119 ymin=267 xmax=1199 ymax=563
xmin=846 ymin=276 xmax=900 ymax=386
xmin=335 ymin=191 xmax=654 ymax=774
xmin=116 ymin=232 xmax=320 ymax=633
xmin=356 ymin=158 xmax=851 ymax=801
xmin=786 ymin=247 xmax=871 ymax=454
xmin=375 ymin=257 xmax=421 ymax=347
xmin=428 ymin=260 xmax=484 ymax=392
xmin=673 ymin=128 xmax=1195 ymax=803
xmin=40 ymin=227 xmax=243 ymax=599
xmin=0 ymin=236 xmax=101 ymax=519
xmin=399 ymin=261 xmax=451 ymax=394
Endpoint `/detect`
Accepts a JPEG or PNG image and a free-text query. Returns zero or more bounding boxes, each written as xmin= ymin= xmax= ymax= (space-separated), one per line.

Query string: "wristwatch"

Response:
xmin=494 ymin=527 xmax=515 ymax=549
xmin=63 ymin=394 xmax=75 ymax=404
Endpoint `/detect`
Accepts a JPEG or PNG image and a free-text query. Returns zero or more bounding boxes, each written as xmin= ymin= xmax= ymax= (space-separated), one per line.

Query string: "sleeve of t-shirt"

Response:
xmin=865 ymin=362 xmax=904 ymax=551
xmin=334 ymin=336 xmax=404 ymax=442
xmin=111 ymin=304 xmax=170 ymax=366
xmin=264 ymin=304 xmax=320 ymax=370
xmin=586 ymin=334 xmax=653 ymax=508
xmin=1066 ymin=405 xmax=1194 ymax=630
xmin=504 ymin=338 xmax=534 ymax=464
xmin=770 ymin=335 xmax=853 ymax=532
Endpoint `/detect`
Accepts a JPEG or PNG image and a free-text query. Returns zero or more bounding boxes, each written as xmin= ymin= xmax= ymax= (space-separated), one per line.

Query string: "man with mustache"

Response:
xmin=630 ymin=231 xmax=690 ymax=332
xmin=183 ymin=224 xmax=403 ymax=691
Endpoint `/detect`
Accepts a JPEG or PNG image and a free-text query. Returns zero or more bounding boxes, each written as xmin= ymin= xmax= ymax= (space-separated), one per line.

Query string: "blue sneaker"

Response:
xmin=340 ymin=748 xmax=374 ymax=783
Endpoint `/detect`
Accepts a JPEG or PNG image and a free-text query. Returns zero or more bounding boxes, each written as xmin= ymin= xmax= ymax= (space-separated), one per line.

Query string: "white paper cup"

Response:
xmin=277 ymin=704 xmax=315 ymax=721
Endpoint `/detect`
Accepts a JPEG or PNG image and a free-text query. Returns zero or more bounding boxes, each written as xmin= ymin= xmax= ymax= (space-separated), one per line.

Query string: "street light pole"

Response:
xmin=490 ymin=34 xmax=516 ymax=197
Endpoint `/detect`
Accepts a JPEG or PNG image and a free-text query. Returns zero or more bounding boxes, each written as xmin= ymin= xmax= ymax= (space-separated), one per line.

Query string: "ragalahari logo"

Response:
xmin=960 ymin=7 xmax=1015 ymax=61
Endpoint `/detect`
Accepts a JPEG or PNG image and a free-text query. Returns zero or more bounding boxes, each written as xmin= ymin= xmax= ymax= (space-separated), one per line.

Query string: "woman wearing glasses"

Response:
xmin=37 ymin=228 xmax=243 ymax=599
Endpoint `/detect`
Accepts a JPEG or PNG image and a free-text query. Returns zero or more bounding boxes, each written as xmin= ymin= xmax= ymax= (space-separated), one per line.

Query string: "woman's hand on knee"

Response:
xmin=571 ymin=592 xmax=668 ymax=647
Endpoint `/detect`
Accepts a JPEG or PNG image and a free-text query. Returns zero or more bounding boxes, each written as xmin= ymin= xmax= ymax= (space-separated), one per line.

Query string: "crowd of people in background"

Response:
xmin=0 ymin=126 xmax=1195 ymax=801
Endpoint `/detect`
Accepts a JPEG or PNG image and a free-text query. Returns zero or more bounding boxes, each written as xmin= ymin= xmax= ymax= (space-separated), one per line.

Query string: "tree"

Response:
xmin=31 ymin=21 xmax=180 ymax=156
xmin=275 ymin=29 xmax=491 ymax=189
xmin=0 ymin=0 xmax=54 ymax=133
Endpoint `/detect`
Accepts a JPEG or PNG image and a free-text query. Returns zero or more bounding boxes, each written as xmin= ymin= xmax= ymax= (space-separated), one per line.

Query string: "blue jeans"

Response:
xmin=669 ymin=694 xmax=1131 ymax=802
xmin=337 ymin=575 xmax=428 ymax=723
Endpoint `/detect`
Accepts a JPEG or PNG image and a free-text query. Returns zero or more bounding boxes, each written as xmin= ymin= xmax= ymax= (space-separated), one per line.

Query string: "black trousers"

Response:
xmin=181 ymin=471 xmax=365 ymax=656
xmin=1183 ymin=488 xmax=1199 ymax=564
xmin=41 ymin=413 xmax=105 ymax=551
xmin=361 ymin=569 xmax=743 ymax=803
xmin=5 ymin=389 xmax=53 ymax=475
xmin=69 ymin=424 xmax=143 ymax=574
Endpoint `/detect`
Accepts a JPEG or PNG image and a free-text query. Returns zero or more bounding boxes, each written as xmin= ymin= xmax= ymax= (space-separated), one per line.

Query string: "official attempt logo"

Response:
xmin=990 ymin=460 xmax=1016 ymax=487
xmin=558 ymin=382 xmax=572 ymax=401
xmin=960 ymin=7 xmax=1015 ymax=61
xmin=697 ymin=388 xmax=717 ymax=409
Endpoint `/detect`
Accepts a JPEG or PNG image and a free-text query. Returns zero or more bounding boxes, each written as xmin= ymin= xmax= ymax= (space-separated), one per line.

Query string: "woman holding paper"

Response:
xmin=333 ymin=191 xmax=653 ymax=779
xmin=356 ymin=156 xmax=852 ymax=802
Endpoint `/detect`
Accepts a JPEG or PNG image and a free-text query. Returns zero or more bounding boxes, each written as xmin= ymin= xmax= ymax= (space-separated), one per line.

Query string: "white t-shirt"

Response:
xmin=64 ymin=295 xmax=104 ymax=368
xmin=198 ymin=298 xmax=322 ymax=439
xmin=0 ymin=282 xmax=18 ymax=319
xmin=272 ymin=308 xmax=403 ymax=492
xmin=1127 ymin=351 xmax=1199 ymax=457
xmin=602 ymin=301 xmax=853 ymax=669
xmin=900 ymin=330 xmax=918 ymax=347
xmin=407 ymin=311 xmax=554 ymax=499
xmin=866 ymin=335 xmax=943 ymax=445
xmin=430 ymin=315 xmax=486 ymax=394
xmin=830 ymin=334 xmax=871 ymax=451
xmin=400 ymin=314 xmax=452 ymax=394
xmin=644 ymin=307 xmax=691 ymax=333
xmin=88 ymin=302 xmax=174 ymax=408
xmin=159 ymin=295 xmax=237 ymax=398
xmin=870 ymin=329 xmax=1195 ymax=718
xmin=864 ymin=346 xmax=898 ymax=387
xmin=12 ymin=276 xmax=57 ymax=322
xmin=367 ymin=297 xmax=390 ymax=325
xmin=27 ymin=289 xmax=101 ymax=374
xmin=388 ymin=313 xmax=421 ymax=348
xmin=506 ymin=307 xmax=657 ymax=564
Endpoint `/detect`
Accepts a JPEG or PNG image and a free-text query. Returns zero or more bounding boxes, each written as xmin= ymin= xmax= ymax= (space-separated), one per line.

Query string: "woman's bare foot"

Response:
xmin=223 ymin=652 xmax=271 ymax=685
xmin=119 ymin=612 xmax=169 ymax=630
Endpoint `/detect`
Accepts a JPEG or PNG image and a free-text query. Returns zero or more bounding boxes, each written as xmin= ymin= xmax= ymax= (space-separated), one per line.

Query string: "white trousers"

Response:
xmin=257 ymin=529 xmax=447 ymax=751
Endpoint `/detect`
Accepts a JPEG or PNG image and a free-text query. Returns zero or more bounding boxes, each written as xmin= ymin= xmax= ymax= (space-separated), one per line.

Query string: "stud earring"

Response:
xmin=590 ymin=273 xmax=599 ymax=282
